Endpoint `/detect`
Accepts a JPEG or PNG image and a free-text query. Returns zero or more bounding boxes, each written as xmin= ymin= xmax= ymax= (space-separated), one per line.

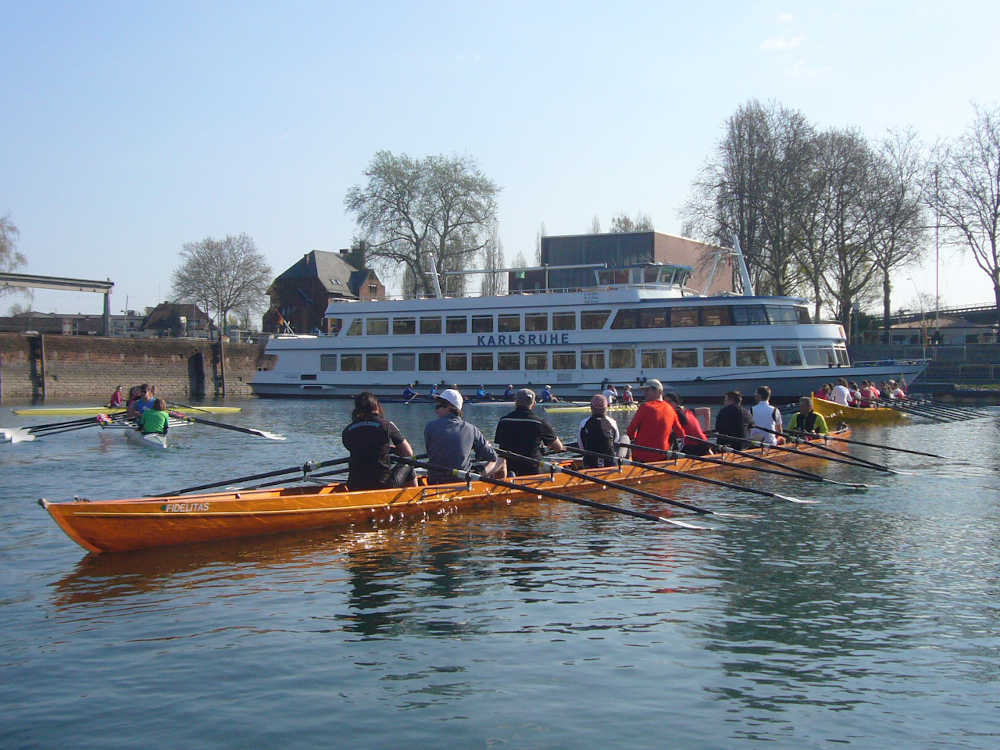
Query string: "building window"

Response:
xmin=610 ymin=349 xmax=635 ymax=368
xmin=581 ymin=310 xmax=610 ymax=330
xmin=703 ymin=348 xmax=731 ymax=367
xmin=471 ymin=353 xmax=494 ymax=370
xmin=320 ymin=354 xmax=337 ymax=371
xmin=393 ymin=318 xmax=415 ymax=335
xmin=366 ymin=354 xmax=388 ymax=371
xmin=420 ymin=317 xmax=442 ymax=334
xmin=736 ymin=347 xmax=770 ymax=366
xmin=581 ymin=350 xmax=605 ymax=369
xmin=552 ymin=312 xmax=576 ymax=331
xmin=552 ymin=352 xmax=576 ymax=369
xmin=471 ymin=315 xmax=493 ymax=333
xmin=670 ymin=348 xmax=697 ymax=368
xmin=772 ymin=347 xmax=802 ymax=366
xmin=341 ymin=354 xmax=362 ymax=371
xmin=498 ymin=352 xmax=521 ymax=370
xmin=419 ymin=353 xmax=441 ymax=371
xmin=498 ymin=314 xmax=520 ymax=332
xmin=525 ymin=352 xmax=548 ymax=370
xmin=392 ymin=353 xmax=415 ymax=371
xmin=366 ymin=318 xmax=388 ymax=335
xmin=641 ymin=349 xmax=666 ymax=369
xmin=446 ymin=316 xmax=468 ymax=334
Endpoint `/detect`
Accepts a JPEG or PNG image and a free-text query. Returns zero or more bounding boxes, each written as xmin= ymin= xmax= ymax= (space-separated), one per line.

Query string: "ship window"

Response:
xmin=525 ymin=313 xmax=548 ymax=331
xmin=525 ymin=352 xmax=548 ymax=370
xmin=498 ymin=352 xmax=521 ymax=370
xmin=553 ymin=352 xmax=576 ymax=370
xmin=581 ymin=350 xmax=605 ymax=369
xmin=300 ymin=374 xmax=317 ymax=380
xmin=731 ymin=305 xmax=768 ymax=325
xmin=834 ymin=345 xmax=850 ymax=365
xmin=736 ymin=347 xmax=770 ymax=366
xmin=670 ymin=308 xmax=700 ymax=327
xmin=703 ymin=348 xmax=731 ymax=367
xmin=644 ymin=267 xmax=660 ymax=283
xmin=446 ymin=316 xmax=467 ymax=334
xmin=797 ymin=307 xmax=812 ymax=324
xmin=499 ymin=314 xmax=521 ymax=332
xmin=803 ymin=346 xmax=836 ymax=366
xmin=420 ymin=317 xmax=442 ymax=334
xmin=472 ymin=315 xmax=493 ymax=333
xmin=642 ymin=349 xmax=666 ymax=368
xmin=640 ymin=308 xmax=669 ymax=328
xmin=766 ymin=306 xmax=799 ymax=324
xmin=366 ymin=354 xmax=388 ymax=371
xmin=671 ymin=348 xmax=698 ymax=368
xmin=610 ymin=348 xmax=635 ymax=369
xmin=471 ymin=353 xmax=494 ymax=371
xmin=446 ymin=353 xmax=467 ymax=371
xmin=419 ymin=353 xmax=441 ymax=371
xmin=392 ymin=353 xmax=415 ymax=371
xmin=366 ymin=318 xmax=388 ymax=335
xmin=702 ymin=307 xmax=732 ymax=326
xmin=341 ymin=354 xmax=362 ymax=371
xmin=320 ymin=354 xmax=337 ymax=371
xmin=581 ymin=310 xmax=610 ymax=330
xmin=393 ymin=318 xmax=415 ymax=335
xmin=773 ymin=347 xmax=802 ymax=366
xmin=553 ymin=312 xmax=576 ymax=331
xmin=328 ymin=318 xmax=343 ymax=335
xmin=346 ymin=319 xmax=362 ymax=336
xmin=611 ymin=309 xmax=639 ymax=329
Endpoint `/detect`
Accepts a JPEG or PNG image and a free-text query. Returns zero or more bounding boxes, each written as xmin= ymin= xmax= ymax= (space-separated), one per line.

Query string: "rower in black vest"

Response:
xmin=787 ymin=396 xmax=829 ymax=434
xmin=577 ymin=394 xmax=621 ymax=468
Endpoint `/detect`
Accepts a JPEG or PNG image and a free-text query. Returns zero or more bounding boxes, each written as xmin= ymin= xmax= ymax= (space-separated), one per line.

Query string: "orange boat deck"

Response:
xmin=41 ymin=431 xmax=850 ymax=554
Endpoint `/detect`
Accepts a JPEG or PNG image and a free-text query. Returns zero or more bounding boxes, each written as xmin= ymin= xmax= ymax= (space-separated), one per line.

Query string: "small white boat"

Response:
xmin=124 ymin=429 xmax=168 ymax=450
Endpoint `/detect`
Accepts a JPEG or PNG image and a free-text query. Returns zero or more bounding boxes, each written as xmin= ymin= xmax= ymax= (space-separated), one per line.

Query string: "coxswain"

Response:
xmin=625 ymin=379 xmax=685 ymax=463
xmin=342 ymin=391 xmax=416 ymax=490
xmin=577 ymin=394 xmax=621 ymax=468
xmin=108 ymin=385 xmax=124 ymax=409
xmin=749 ymin=385 xmax=783 ymax=445
xmin=663 ymin=391 xmax=711 ymax=456
xmin=540 ymin=385 xmax=559 ymax=403
xmin=137 ymin=398 xmax=170 ymax=436
xmin=494 ymin=389 xmax=564 ymax=476
xmin=715 ymin=390 xmax=752 ymax=450
xmin=787 ymin=396 xmax=829 ymax=435
xmin=424 ymin=389 xmax=505 ymax=485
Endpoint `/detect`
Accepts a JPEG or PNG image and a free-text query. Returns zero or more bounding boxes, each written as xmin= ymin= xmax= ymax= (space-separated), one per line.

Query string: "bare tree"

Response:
xmin=535 ymin=222 xmax=545 ymax=264
xmin=172 ymin=234 xmax=272 ymax=340
xmin=927 ymin=103 xmax=1000 ymax=335
xmin=345 ymin=151 xmax=499 ymax=298
xmin=608 ymin=212 xmax=654 ymax=233
xmin=590 ymin=215 xmax=601 ymax=234
xmin=480 ymin=228 xmax=506 ymax=296
xmin=1 ymin=214 xmax=29 ymax=301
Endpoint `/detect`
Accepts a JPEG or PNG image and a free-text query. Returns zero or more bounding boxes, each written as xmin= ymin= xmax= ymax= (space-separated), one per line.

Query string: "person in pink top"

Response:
xmin=663 ymin=391 xmax=711 ymax=456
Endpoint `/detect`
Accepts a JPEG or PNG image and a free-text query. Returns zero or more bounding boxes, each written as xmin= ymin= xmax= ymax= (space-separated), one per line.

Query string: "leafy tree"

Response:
xmin=1 ymin=214 xmax=28 ymax=300
xmin=171 ymin=234 xmax=272 ymax=340
xmin=927 ymin=103 xmax=1000 ymax=335
xmin=345 ymin=151 xmax=499 ymax=298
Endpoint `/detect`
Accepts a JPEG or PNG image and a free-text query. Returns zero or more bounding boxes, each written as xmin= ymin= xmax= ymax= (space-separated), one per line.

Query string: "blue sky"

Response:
xmin=2 ymin=1 xmax=997 ymax=318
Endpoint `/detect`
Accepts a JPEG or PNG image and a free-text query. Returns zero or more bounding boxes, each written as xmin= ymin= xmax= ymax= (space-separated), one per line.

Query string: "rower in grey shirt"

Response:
xmin=423 ymin=389 xmax=505 ymax=484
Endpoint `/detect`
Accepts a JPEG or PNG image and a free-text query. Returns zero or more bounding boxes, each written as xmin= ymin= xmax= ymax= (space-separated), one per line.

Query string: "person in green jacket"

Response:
xmin=138 ymin=398 xmax=170 ymax=435
xmin=787 ymin=396 xmax=829 ymax=435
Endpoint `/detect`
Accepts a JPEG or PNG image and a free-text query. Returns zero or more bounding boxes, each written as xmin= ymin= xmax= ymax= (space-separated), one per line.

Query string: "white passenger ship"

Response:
xmin=252 ymin=261 xmax=926 ymax=402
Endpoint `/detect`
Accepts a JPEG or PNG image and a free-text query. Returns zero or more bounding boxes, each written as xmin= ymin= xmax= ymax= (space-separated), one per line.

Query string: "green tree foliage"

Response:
xmin=171 ymin=234 xmax=272 ymax=339
xmin=345 ymin=151 xmax=499 ymax=298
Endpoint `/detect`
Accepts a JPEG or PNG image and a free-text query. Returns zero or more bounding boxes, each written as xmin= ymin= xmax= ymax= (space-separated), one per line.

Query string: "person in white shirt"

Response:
xmin=749 ymin=385 xmax=783 ymax=445
xmin=830 ymin=377 xmax=851 ymax=406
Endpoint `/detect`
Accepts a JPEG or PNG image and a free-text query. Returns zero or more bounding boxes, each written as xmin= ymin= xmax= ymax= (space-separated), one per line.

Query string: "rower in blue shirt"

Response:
xmin=475 ymin=384 xmax=488 ymax=399
xmin=540 ymin=385 xmax=559 ymax=403
xmin=402 ymin=383 xmax=417 ymax=400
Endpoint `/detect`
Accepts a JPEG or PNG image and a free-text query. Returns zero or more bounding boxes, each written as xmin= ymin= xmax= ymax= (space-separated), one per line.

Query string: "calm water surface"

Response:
xmin=1 ymin=399 xmax=998 ymax=748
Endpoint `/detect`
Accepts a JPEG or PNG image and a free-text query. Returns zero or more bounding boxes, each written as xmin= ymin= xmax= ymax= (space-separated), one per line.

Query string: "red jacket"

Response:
xmin=627 ymin=400 xmax=685 ymax=462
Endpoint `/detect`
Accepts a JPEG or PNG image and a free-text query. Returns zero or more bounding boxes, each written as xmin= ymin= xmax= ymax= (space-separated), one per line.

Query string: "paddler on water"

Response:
xmin=342 ymin=391 xmax=416 ymax=490
xmin=539 ymin=385 xmax=559 ymax=403
xmin=424 ymin=389 xmax=505 ymax=485
xmin=137 ymin=398 xmax=170 ymax=436
xmin=577 ymin=394 xmax=621 ymax=468
xmin=108 ymin=385 xmax=124 ymax=408
xmin=494 ymin=389 xmax=564 ymax=477
xmin=402 ymin=382 xmax=417 ymax=400
xmin=663 ymin=391 xmax=712 ymax=456
xmin=787 ymin=396 xmax=829 ymax=435
xmin=626 ymin=379 xmax=685 ymax=463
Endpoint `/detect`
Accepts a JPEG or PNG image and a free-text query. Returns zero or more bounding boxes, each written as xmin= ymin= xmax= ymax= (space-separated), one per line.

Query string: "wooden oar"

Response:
xmin=1 ymin=413 xmax=127 ymax=443
xmin=562 ymin=444 xmax=813 ymax=504
xmin=166 ymin=399 xmax=215 ymax=414
xmin=781 ymin=427 xmax=950 ymax=459
xmin=626 ymin=439 xmax=872 ymax=490
xmin=394 ymin=457 xmax=710 ymax=530
xmin=870 ymin=399 xmax=952 ymax=423
xmin=749 ymin=426 xmax=897 ymax=473
xmin=496 ymin=448 xmax=746 ymax=518
xmin=152 ymin=457 xmax=351 ymax=496
xmin=168 ymin=411 xmax=285 ymax=440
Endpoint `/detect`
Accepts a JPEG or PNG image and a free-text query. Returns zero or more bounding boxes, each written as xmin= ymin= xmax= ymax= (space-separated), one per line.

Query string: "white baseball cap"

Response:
xmin=437 ymin=388 xmax=464 ymax=411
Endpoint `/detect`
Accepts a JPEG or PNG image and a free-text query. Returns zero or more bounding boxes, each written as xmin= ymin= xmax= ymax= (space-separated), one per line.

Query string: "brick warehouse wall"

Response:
xmin=0 ymin=333 xmax=268 ymax=402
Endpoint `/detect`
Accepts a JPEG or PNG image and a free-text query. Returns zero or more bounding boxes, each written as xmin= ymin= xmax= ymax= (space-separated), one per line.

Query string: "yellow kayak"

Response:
xmin=13 ymin=405 xmax=242 ymax=416
xmin=812 ymin=398 xmax=906 ymax=425
xmin=543 ymin=403 xmax=639 ymax=414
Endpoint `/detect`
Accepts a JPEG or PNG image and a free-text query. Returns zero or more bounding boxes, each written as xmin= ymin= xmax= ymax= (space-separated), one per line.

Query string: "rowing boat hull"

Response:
xmin=544 ymin=403 xmax=638 ymax=415
xmin=124 ymin=429 xmax=168 ymax=450
xmin=812 ymin=398 xmax=905 ymax=425
xmin=40 ymin=429 xmax=851 ymax=555
xmin=13 ymin=406 xmax=242 ymax=416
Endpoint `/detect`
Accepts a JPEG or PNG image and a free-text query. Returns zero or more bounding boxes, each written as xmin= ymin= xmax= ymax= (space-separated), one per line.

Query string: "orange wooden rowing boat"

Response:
xmin=41 ymin=429 xmax=850 ymax=554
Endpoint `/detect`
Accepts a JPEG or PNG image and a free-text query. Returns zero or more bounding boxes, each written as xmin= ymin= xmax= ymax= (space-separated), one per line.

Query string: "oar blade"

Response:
xmin=773 ymin=492 xmax=817 ymax=504
xmin=3 ymin=428 xmax=37 ymax=444
xmin=250 ymin=429 xmax=286 ymax=441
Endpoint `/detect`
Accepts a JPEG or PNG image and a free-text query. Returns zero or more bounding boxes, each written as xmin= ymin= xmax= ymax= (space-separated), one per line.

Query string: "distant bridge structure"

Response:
xmin=889 ymin=303 xmax=997 ymax=326
xmin=0 ymin=272 xmax=114 ymax=335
